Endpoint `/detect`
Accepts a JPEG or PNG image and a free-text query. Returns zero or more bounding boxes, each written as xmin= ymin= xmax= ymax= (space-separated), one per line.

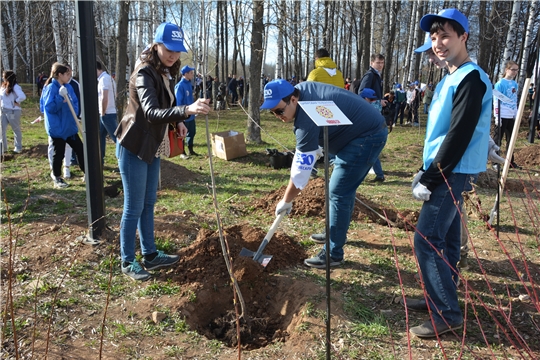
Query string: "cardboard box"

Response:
xmin=211 ymin=130 xmax=248 ymax=160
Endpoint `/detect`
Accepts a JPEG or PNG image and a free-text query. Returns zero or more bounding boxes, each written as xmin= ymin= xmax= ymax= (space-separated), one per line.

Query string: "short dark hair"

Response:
xmin=282 ymin=88 xmax=300 ymax=103
xmin=315 ymin=48 xmax=330 ymax=59
xmin=430 ymin=19 xmax=466 ymax=37
xmin=370 ymin=54 xmax=385 ymax=62
xmin=96 ymin=61 xmax=103 ymax=71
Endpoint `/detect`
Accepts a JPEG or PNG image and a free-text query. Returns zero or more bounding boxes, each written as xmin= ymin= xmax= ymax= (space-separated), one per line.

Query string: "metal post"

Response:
xmin=323 ymin=126 xmax=331 ymax=360
xmin=76 ymin=1 xmax=105 ymax=242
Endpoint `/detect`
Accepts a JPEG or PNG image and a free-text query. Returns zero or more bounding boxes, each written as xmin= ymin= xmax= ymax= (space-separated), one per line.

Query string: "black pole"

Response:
xmin=76 ymin=1 xmax=105 ymax=240
xmin=323 ymin=126 xmax=331 ymax=360
xmin=496 ymin=99 xmax=501 ymax=238
xmin=528 ymin=31 xmax=540 ymax=143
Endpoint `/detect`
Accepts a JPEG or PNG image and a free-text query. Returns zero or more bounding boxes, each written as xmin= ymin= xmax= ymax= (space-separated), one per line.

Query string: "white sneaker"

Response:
xmin=64 ymin=167 xmax=71 ymax=179
xmin=51 ymin=171 xmax=69 ymax=188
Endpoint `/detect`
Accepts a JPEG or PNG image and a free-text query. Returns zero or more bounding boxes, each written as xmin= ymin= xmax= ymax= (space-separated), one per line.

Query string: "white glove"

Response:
xmin=59 ymin=86 xmax=68 ymax=97
xmin=412 ymin=183 xmax=431 ymax=201
xmin=411 ymin=170 xmax=424 ymax=191
xmin=315 ymin=146 xmax=324 ymax=160
xmin=275 ymin=200 xmax=292 ymax=216
xmin=488 ymin=137 xmax=505 ymax=164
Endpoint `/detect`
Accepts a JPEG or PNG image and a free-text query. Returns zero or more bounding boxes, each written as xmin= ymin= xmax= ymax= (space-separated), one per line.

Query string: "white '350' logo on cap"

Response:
xmin=171 ymin=31 xmax=183 ymax=40
xmin=264 ymin=89 xmax=272 ymax=97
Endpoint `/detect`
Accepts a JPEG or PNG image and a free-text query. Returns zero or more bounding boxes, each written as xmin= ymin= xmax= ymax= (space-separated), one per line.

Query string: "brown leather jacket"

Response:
xmin=115 ymin=64 xmax=188 ymax=164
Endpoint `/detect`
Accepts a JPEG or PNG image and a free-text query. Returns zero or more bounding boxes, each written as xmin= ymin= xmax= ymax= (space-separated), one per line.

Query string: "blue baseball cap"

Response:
xmin=260 ymin=79 xmax=295 ymax=110
xmin=154 ymin=22 xmax=187 ymax=52
xmin=360 ymin=88 xmax=377 ymax=100
xmin=414 ymin=37 xmax=433 ymax=53
xmin=181 ymin=65 xmax=195 ymax=75
xmin=420 ymin=8 xmax=469 ymax=33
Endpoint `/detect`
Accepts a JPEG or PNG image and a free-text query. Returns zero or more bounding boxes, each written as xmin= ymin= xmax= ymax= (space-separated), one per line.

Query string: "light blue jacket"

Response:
xmin=40 ymin=79 xmax=79 ymax=139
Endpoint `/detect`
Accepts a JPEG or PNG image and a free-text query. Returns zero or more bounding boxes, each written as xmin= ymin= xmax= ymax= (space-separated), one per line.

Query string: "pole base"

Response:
xmin=76 ymin=234 xmax=101 ymax=246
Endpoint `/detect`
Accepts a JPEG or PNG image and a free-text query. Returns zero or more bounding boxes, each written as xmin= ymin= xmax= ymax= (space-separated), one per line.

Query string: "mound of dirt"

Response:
xmin=251 ymin=177 xmax=419 ymax=229
xmin=477 ymin=168 xmax=540 ymax=192
xmin=169 ymin=224 xmax=310 ymax=349
xmin=514 ymin=143 xmax=540 ymax=168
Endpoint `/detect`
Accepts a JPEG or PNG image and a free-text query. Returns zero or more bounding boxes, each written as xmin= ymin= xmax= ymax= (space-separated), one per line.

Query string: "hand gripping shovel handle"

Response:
xmin=252 ymin=211 xmax=286 ymax=262
xmin=63 ymin=94 xmax=83 ymax=137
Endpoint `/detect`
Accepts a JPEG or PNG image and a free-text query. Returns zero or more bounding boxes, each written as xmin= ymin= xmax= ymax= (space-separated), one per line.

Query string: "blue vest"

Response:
xmin=423 ymin=63 xmax=492 ymax=174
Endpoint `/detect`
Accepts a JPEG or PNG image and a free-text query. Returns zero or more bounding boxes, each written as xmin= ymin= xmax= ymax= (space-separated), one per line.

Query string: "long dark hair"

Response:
xmin=139 ymin=43 xmax=181 ymax=77
xmin=45 ymin=62 xmax=69 ymax=86
xmin=1 ymin=70 xmax=17 ymax=94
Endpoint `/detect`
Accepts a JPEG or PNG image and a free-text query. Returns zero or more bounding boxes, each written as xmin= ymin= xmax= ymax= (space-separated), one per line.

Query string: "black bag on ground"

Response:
xmin=266 ymin=149 xmax=294 ymax=169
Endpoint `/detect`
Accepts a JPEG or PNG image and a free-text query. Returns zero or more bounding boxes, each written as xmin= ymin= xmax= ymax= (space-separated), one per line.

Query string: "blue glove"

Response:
xmin=412 ymin=183 xmax=431 ymax=201
xmin=275 ymin=200 xmax=292 ymax=216
xmin=411 ymin=170 xmax=424 ymax=191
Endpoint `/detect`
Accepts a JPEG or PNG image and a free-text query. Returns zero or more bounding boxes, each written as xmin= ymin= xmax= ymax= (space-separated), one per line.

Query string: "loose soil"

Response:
xmin=2 ymin=137 xmax=539 ymax=359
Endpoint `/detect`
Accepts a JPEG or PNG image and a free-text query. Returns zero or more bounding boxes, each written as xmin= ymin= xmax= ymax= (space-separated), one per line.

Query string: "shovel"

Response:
xmin=239 ymin=211 xmax=286 ymax=267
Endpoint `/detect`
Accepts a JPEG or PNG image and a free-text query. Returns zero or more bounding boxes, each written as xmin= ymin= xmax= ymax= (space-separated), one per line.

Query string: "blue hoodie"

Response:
xmin=40 ymin=78 xmax=79 ymax=139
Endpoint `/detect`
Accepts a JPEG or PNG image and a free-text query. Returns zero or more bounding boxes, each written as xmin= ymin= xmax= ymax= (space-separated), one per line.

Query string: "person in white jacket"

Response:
xmin=1 ymin=70 xmax=26 ymax=154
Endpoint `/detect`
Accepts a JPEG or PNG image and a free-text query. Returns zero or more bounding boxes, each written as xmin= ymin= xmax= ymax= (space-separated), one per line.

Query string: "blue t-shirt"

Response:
xmin=493 ymin=78 xmax=518 ymax=119
xmin=293 ymin=82 xmax=385 ymax=155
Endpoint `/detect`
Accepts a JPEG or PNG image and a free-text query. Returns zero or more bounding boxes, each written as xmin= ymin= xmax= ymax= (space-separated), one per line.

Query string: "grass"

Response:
xmin=1 ymin=85 xmax=539 ymax=359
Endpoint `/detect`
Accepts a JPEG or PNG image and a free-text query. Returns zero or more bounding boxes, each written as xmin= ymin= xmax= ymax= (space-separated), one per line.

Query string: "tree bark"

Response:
xmin=115 ymin=0 xmax=130 ymax=118
xmin=247 ymin=0 xmax=264 ymax=143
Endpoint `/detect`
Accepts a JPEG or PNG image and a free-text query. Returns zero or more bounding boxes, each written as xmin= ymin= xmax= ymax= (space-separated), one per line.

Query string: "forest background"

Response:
xmin=1 ymin=0 xmax=539 ymax=135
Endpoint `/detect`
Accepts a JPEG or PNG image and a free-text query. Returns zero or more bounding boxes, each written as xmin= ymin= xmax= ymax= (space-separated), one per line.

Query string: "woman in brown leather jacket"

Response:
xmin=115 ymin=22 xmax=210 ymax=281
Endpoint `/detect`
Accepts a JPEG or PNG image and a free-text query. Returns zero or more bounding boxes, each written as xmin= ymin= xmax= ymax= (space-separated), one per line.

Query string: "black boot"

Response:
xmin=188 ymin=146 xmax=199 ymax=156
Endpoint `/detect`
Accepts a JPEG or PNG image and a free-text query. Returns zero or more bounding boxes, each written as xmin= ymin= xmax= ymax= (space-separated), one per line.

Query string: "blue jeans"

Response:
xmin=184 ymin=119 xmax=196 ymax=149
xmin=372 ymin=158 xmax=384 ymax=178
xmin=414 ymin=173 xmax=478 ymax=326
xmin=116 ymin=143 xmax=160 ymax=263
xmin=423 ymin=103 xmax=430 ymax=114
xmin=100 ymin=113 xmax=118 ymax=162
xmin=324 ymin=126 xmax=388 ymax=260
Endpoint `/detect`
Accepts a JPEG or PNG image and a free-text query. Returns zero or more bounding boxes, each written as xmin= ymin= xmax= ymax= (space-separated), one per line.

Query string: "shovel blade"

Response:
xmin=239 ymin=247 xmax=255 ymax=258
xmin=239 ymin=247 xmax=273 ymax=267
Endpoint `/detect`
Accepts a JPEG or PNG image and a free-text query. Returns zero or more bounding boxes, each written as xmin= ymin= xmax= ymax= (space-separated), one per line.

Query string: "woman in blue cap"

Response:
xmin=115 ymin=22 xmax=210 ymax=281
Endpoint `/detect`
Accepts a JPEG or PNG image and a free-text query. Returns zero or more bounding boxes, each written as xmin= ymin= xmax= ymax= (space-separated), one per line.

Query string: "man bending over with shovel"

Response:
xmin=261 ymin=79 xmax=387 ymax=268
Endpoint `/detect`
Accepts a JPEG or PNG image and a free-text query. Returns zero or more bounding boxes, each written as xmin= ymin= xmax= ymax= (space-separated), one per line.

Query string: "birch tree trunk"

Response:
xmin=518 ymin=0 xmax=538 ymax=90
xmin=370 ymin=0 xmax=376 ymax=55
xmin=502 ymin=0 xmax=521 ymax=62
xmin=303 ymin=0 xmax=312 ymax=77
xmin=115 ymin=0 xmax=130 ymax=117
xmin=383 ymin=0 xmax=400 ymax=92
xmin=50 ymin=0 xmax=63 ymax=63
xmin=1 ymin=5 xmax=10 ymax=70
xmin=274 ymin=1 xmax=285 ymax=80
xmin=24 ymin=0 xmax=31 ymax=82
xmin=247 ymin=0 xmax=264 ymax=143
xmin=403 ymin=0 xmax=417 ymax=84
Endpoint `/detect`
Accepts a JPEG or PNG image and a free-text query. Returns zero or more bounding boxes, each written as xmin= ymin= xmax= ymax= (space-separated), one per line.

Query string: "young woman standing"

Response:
xmin=40 ymin=62 xmax=85 ymax=188
xmin=493 ymin=60 xmax=521 ymax=169
xmin=115 ymin=22 xmax=210 ymax=281
xmin=1 ymin=70 xmax=26 ymax=154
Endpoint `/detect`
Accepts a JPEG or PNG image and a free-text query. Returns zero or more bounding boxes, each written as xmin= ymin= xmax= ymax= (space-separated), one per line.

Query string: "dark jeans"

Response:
xmin=395 ymin=101 xmax=406 ymax=125
xmin=184 ymin=119 xmax=196 ymax=149
xmin=51 ymin=134 xmax=85 ymax=177
xmin=494 ymin=118 xmax=516 ymax=164
xmin=408 ymin=104 xmax=419 ymax=123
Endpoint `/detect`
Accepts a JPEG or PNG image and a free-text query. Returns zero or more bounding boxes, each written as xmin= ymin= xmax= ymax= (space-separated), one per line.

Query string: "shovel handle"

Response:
xmin=252 ymin=211 xmax=286 ymax=261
